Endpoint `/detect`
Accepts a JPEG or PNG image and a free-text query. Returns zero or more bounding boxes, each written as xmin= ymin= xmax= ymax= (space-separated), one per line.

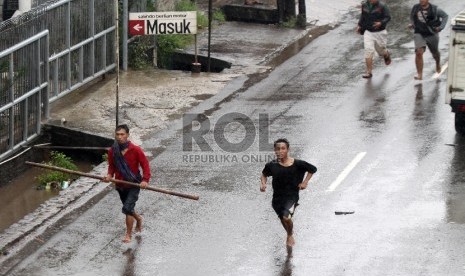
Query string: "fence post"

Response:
xmin=8 ymin=54 xmax=14 ymax=150
xmin=122 ymin=0 xmax=128 ymax=71
xmin=297 ymin=0 xmax=306 ymax=28
xmin=44 ymin=32 xmax=50 ymax=120
xmin=36 ymin=39 xmax=41 ymax=134
xmin=115 ymin=0 xmax=120 ymax=127
xmin=22 ymin=99 xmax=28 ymax=140
xmin=66 ymin=1 xmax=71 ymax=90
xmin=90 ymin=0 xmax=96 ymax=76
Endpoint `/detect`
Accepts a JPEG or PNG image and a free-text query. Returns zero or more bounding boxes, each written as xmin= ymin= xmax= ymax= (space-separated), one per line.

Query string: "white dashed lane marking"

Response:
xmin=326 ymin=152 xmax=367 ymax=192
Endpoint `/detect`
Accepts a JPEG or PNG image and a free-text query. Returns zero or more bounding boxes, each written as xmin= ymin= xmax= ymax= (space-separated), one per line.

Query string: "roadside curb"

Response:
xmin=259 ymin=26 xmax=314 ymax=65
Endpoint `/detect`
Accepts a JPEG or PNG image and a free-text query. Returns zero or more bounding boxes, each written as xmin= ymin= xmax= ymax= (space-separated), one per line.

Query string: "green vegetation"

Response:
xmin=156 ymin=0 xmax=210 ymax=69
xmin=213 ymin=10 xmax=226 ymax=23
xmin=37 ymin=151 xmax=78 ymax=187
xmin=146 ymin=0 xmax=156 ymax=12
xmin=175 ymin=0 xmax=208 ymax=29
xmin=156 ymin=33 xmax=194 ymax=69
xmin=102 ymin=152 xmax=108 ymax=162
xmin=280 ymin=16 xmax=298 ymax=28
xmin=128 ymin=36 xmax=153 ymax=69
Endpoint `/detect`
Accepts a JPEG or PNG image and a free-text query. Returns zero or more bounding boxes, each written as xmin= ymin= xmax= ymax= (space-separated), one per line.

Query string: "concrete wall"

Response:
xmin=0 ymin=125 xmax=113 ymax=187
xmin=0 ymin=136 xmax=50 ymax=187
xmin=43 ymin=125 xmax=113 ymax=150
xmin=222 ymin=4 xmax=279 ymax=24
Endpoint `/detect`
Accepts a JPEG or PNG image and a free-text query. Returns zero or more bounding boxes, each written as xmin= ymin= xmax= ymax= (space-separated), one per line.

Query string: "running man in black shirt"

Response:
xmin=261 ymin=138 xmax=317 ymax=247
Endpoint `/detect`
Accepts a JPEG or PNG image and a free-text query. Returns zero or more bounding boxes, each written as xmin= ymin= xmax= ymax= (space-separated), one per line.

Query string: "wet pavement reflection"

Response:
xmin=3 ymin=0 xmax=465 ymax=275
xmin=446 ymin=134 xmax=465 ymax=224
xmin=122 ymin=236 xmax=142 ymax=276
xmin=277 ymin=249 xmax=293 ymax=276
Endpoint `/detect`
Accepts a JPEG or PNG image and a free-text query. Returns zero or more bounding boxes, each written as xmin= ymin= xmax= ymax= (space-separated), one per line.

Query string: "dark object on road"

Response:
xmin=335 ymin=211 xmax=355 ymax=215
xmin=25 ymin=161 xmax=200 ymax=201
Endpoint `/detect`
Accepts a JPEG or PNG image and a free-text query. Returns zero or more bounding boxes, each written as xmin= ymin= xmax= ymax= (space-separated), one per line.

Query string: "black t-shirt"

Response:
xmin=262 ymin=159 xmax=317 ymax=201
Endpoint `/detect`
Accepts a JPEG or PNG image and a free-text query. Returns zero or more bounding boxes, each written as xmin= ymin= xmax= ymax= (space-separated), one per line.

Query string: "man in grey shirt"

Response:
xmin=409 ymin=0 xmax=448 ymax=80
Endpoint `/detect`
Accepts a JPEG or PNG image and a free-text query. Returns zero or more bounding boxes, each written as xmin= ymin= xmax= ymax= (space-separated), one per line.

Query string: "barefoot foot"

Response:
xmin=414 ymin=75 xmax=422 ymax=80
xmin=123 ymin=233 xmax=131 ymax=243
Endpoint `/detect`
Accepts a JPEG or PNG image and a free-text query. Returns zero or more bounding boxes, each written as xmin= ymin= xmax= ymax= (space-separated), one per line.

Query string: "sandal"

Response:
xmin=384 ymin=52 xmax=391 ymax=65
xmin=362 ymin=73 xmax=373 ymax=79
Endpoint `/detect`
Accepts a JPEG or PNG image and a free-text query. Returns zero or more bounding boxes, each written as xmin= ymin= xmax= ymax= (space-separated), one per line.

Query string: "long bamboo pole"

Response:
xmin=26 ymin=161 xmax=199 ymax=201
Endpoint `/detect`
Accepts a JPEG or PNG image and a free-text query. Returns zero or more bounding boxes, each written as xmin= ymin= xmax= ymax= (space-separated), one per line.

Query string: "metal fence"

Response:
xmin=32 ymin=0 xmax=148 ymax=12
xmin=0 ymin=0 xmax=116 ymax=160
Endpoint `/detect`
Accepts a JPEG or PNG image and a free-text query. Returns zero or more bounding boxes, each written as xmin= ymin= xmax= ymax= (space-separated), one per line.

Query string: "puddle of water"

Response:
xmin=0 ymin=160 xmax=94 ymax=233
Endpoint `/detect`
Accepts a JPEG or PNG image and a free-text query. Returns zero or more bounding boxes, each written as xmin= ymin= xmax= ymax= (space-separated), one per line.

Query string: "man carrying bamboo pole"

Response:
xmin=103 ymin=124 xmax=151 ymax=243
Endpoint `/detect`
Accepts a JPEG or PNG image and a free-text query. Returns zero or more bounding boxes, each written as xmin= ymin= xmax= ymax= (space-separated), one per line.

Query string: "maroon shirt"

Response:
xmin=107 ymin=142 xmax=151 ymax=189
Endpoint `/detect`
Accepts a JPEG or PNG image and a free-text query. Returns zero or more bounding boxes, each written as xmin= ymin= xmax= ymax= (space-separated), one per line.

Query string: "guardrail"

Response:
xmin=0 ymin=0 xmax=116 ymax=160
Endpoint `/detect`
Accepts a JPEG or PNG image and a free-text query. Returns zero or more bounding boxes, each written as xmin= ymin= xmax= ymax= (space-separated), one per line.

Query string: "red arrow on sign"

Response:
xmin=129 ymin=20 xmax=145 ymax=36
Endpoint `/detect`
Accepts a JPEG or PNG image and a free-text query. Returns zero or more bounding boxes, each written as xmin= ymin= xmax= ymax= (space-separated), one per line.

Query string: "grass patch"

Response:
xmin=36 ymin=151 xmax=78 ymax=187
xmin=213 ymin=9 xmax=226 ymax=23
xmin=128 ymin=36 xmax=153 ymax=69
xmin=280 ymin=17 xmax=298 ymax=28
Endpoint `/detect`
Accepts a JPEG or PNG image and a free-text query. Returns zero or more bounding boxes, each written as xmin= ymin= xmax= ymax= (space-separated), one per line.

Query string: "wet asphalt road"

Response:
xmin=6 ymin=0 xmax=465 ymax=275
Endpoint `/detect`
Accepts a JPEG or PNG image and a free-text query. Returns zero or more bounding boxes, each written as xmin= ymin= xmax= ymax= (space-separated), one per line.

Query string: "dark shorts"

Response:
xmin=116 ymin=187 xmax=140 ymax=215
xmin=272 ymin=197 xmax=299 ymax=219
